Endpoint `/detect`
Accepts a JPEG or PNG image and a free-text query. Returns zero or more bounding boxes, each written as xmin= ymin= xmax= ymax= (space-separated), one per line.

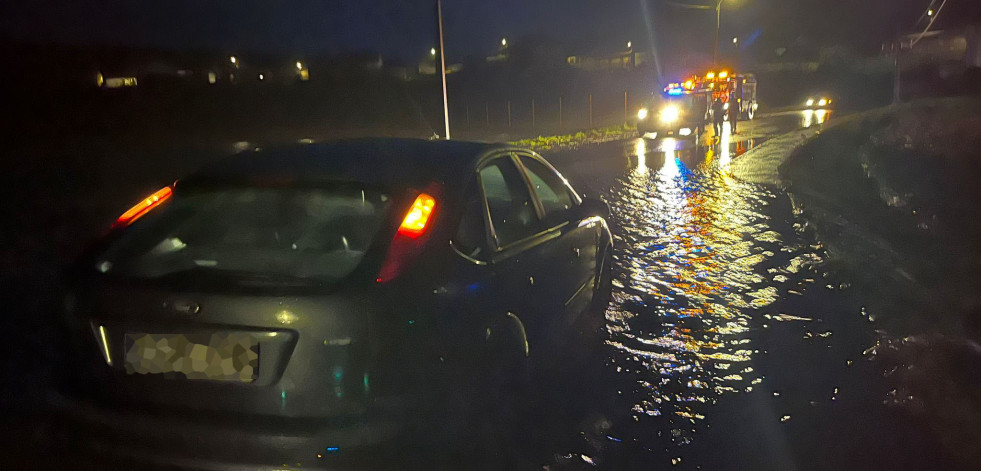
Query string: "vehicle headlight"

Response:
xmin=637 ymin=108 xmax=649 ymax=120
xmin=806 ymin=98 xmax=815 ymax=107
xmin=659 ymin=105 xmax=680 ymax=124
xmin=818 ymin=98 xmax=827 ymax=107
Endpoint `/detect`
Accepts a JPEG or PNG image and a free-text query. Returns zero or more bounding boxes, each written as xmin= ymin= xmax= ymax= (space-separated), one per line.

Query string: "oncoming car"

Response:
xmin=804 ymin=95 xmax=834 ymax=109
xmin=636 ymin=90 xmax=709 ymax=141
xmin=54 ymin=138 xmax=614 ymax=468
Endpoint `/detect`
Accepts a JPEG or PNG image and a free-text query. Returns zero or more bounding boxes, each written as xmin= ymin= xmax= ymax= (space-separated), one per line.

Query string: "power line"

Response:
xmin=661 ymin=1 xmax=714 ymax=10
xmin=911 ymin=0 xmax=947 ymax=47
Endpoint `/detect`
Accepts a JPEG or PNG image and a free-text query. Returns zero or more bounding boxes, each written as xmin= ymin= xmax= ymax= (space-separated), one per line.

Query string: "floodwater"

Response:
xmin=531 ymin=120 xmax=967 ymax=470
xmin=7 ymin=113 xmax=973 ymax=470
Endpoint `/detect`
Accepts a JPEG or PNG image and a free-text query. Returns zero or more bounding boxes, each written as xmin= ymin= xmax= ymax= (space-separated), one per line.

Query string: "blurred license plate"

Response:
xmin=124 ymin=332 xmax=259 ymax=383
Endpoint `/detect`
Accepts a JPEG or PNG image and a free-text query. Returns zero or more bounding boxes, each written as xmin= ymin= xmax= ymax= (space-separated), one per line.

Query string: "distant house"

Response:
xmin=968 ymin=25 xmax=981 ymax=68
xmin=883 ymin=28 xmax=972 ymax=65
xmin=565 ymin=47 xmax=649 ymax=72
xmin=417 ymin=56 xmax=462 ymax=76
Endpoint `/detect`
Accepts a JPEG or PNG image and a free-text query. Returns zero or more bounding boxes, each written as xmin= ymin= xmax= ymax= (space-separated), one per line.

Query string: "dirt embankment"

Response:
xmin=780 ymin=95 xmax=981 ymax=470
xmin=780 ymin=96 xmax=981 ymax=335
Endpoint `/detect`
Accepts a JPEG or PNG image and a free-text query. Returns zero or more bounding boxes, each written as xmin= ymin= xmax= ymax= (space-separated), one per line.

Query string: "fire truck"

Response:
xmin=698 ymin=69 xmax=758 ymax=120
xmin=635 ymin=69 xmax=758 ymax=139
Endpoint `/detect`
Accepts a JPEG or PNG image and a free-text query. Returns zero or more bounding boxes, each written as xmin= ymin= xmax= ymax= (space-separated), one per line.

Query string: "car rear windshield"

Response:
xmin=95 ymin=186 xmax=391 ymax=286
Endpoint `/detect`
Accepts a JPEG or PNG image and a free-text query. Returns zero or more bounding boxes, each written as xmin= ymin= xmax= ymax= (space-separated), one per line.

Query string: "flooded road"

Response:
xmin=533 ymin=116 xmax=965 ymax=470
xmin=5 ymin=111 xmax=972 ymax=471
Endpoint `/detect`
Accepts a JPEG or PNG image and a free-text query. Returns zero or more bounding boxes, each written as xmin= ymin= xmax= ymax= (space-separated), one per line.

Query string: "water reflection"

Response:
xmin=802 ymin=109 xmax=830 ymax=128
xmin=604 ymin=137 xmax=812 ymax=449
xmin=634 ymin=139 xmax=647 ymax=174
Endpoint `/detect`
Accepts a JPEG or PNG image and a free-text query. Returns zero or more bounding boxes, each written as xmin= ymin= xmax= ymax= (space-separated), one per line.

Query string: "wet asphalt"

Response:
xmin=518 ymin=114 xmax=965 ymax=471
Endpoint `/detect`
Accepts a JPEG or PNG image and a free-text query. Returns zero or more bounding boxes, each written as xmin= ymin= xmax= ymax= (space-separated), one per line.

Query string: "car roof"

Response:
xmin=179 ymin=138 xmax=516 ymax=195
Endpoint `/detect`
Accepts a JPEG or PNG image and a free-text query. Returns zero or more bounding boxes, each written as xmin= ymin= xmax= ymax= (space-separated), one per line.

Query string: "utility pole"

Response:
xmin=893 ymin=40 xmax=902 ymax=104
xmin=559 ymin=96 xmax=563 ymax=128
xmin=589 ymin=94 xmax=593 ymax=128
xmin=437 ymin=0 xmax=450 ymax=139
xmin=624 ymin=91 xmax=628 ymax=124
xmin=714 ymin=0 xmax=722 ymax=65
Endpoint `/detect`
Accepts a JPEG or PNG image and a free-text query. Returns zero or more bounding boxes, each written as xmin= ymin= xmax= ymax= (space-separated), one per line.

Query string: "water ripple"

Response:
xmin=602 ymin=138 xmax=824 ymax=432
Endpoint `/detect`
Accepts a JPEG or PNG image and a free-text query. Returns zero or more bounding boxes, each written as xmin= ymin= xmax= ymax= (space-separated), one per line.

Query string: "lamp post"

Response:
xmin=664 ymin=1 xmax=736 ymax=66
xmin=437 ymin=0 xmax=450 ymax=139
xmin=714 ymin=0 xmax=723 ymax=64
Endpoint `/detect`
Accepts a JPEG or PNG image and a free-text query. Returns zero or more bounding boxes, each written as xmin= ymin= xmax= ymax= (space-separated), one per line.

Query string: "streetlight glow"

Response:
xmin=732 ymin=37 xmax=738 ymax=44
xmin=501 ymin=38 xmax=507 ymax=47
xmin=627 ymin=41 xmax=632 ymax=49
xmin=229 ymin=56 xmax=237 ymax=64
xmin=430 ymin=47 xmax=437 ymax=56
xmin=296 ymin=61 xmax=303 ymax=70
xmin=927 ymin=9 xmax=934 ymax=16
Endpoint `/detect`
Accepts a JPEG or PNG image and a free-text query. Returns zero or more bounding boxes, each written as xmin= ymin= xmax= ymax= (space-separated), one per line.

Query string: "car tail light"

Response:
xmin=377 ymin=192 xmax=438 ymax=283
xmin=397 ymin=192 xmax=436 ymax=238
xmin=112 ymin=186 xmax=173 ymax=229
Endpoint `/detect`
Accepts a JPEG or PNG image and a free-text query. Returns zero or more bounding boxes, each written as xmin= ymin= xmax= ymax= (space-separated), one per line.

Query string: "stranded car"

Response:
xmin=54 ymin=138 xmax=614 ymax=468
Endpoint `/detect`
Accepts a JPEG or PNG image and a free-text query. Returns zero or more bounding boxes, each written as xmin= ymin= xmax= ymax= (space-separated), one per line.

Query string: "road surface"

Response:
xmin=515 ymin=112 xmax=963 ymax=470
xmin=6 ymin=112 xmax=965 ymax=471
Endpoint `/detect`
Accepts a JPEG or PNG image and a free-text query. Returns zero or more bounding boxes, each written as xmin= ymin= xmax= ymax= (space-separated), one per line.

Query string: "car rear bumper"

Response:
xmin=43 ymin=390 xmax=401 ymax=470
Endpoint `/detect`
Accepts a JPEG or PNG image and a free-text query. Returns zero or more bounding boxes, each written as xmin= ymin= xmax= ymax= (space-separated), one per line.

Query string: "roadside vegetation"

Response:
xmin=511 ymin=124 xmax=637 ymax=152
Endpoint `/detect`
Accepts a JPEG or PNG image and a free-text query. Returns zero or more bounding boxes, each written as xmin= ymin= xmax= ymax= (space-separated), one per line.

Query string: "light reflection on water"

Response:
xmin=603 ymin=136 xmax=817 ymax=445
xmin=802 ymin=109 xmax=830 ymax=128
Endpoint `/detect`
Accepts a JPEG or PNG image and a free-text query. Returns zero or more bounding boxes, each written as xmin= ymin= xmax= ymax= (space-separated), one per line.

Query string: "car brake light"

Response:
xmin=377 ymin=192 xmax=439 ymax=283
xmin=398 ymin=193 xmax=436 ymax=238
xmin=112 ymin=186 xmax=173 ymax=229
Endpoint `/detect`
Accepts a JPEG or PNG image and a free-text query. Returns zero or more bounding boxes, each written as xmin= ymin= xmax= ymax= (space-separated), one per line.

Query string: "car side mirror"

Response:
xmin=577 ymin=196 xmax=610 ymax=219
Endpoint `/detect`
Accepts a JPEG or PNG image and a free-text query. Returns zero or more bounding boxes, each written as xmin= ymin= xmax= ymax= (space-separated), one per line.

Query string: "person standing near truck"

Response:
xmin=729 ymin=93 xmax=739 ymax=134
xmin=711 ymin=98 xmax=725 ymax=138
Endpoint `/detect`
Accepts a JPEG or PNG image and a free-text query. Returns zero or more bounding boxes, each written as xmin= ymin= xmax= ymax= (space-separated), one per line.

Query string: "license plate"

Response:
xmin=124 ymin=332 xmax=259 ymax=383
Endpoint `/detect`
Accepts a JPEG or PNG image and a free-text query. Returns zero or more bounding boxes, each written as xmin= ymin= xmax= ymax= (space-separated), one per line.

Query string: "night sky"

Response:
xmin=0 ymin=0 xmax=967 ymax=63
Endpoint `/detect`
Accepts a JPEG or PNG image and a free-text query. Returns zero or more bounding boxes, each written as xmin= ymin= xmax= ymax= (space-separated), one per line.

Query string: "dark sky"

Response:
xmin=0 ymin=0 xmax=961 ymax=63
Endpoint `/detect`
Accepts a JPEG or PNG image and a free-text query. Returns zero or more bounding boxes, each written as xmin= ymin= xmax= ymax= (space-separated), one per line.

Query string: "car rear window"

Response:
xmin=95 ymin=186 xmax=390 ymax=285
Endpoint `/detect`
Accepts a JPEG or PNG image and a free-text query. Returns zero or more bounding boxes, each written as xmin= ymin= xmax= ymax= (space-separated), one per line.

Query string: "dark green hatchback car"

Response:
xmin=55 ymin=138 xmax=613 ymax=469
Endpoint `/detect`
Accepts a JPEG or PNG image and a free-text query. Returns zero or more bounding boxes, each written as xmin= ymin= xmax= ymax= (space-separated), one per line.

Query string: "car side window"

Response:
xmin=478 ymin=158 xmax=539 ymax=247
xmin=517 ymin=155 xmax=575 ymax=227
xmin=453 ymin=181 xmax=488 ymax=259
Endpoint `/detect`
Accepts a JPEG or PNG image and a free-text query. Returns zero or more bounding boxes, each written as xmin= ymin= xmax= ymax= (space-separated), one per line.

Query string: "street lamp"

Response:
xmin=430 ymin=47 xmax=437 ymax=56
xmin=501 ymin=37 xmax=507 ymax=47
xmin=627 ymin=41 xmax=632 ymax=49
xmin=927 ymin=9 xmax=934 ymax=16
xmin=230 ymin=56 xmax=238 ymax=67
xmin=296 ymin=61 xmax=303 ymax=70
xmin=713 ymin=0 xmax=740 ymax=64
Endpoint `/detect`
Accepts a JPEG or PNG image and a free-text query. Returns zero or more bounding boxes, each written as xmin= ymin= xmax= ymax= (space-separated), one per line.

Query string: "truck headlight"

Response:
xmin=806 ymin=98 xmax=815 ymax=107
xmin=659 ymin=105 xmax=680 ymax=124
xmin=818 ymin=98 xmax=827 ymax=107
xmin=637 ymin=108 xmax=649 ymax=120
